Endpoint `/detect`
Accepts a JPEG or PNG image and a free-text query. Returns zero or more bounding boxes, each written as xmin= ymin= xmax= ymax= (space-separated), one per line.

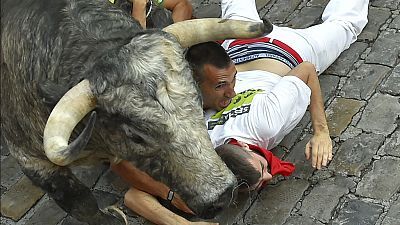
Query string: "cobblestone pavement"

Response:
xmin=1 ymin=0 xmax=399 ymax=224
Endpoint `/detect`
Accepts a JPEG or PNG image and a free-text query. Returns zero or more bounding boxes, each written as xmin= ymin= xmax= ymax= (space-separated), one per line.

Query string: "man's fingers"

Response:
xmin=305 ymin=142 xmax=311 ymax=160
xmin=311 ymin=145 xmax=318 ymax=168
xmin=322 ymin=146 xmax=329 ymax=167
xmin=317 ymin=144 xmax=325 ymax=169
xmin=328 ymin=143 xmax=333 ymax=161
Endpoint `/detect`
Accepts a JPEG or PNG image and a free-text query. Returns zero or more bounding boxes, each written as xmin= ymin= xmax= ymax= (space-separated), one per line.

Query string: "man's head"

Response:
xmin=215 ymin=141 xmax=272 ymax=191
xmin=186 ymin=42 xmax=237 ymax=111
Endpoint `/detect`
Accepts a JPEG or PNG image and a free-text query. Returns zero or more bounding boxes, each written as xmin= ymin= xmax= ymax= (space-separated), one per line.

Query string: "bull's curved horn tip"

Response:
xmin=261 ymin=18 xmax=273 ymax=35
xmin=102 ymin=205 xmax=128 ymax=225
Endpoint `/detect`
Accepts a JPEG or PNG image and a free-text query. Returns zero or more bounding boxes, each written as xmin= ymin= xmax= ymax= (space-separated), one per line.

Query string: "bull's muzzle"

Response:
xmin=192 ymin=183 xmax=238 ymax=219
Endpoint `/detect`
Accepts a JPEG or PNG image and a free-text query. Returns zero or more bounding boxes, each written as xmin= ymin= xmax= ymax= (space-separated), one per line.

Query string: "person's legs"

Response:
xmin=220 ymin=0 xmax=261 ymax=22
xmin=267 ymin=0 xmax=369 ymax=73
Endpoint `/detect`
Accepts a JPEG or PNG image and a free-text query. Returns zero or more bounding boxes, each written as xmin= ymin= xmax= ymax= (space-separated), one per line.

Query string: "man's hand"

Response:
xmin=305 ymin=132 xmax=332 ymax=169
xmin=131 ymin=0 xmax=148 ymax=28
xmin=170 ymin=192 xmax=194 ymax=214
xmin=287 ymin=62 xmax=333 ymax=169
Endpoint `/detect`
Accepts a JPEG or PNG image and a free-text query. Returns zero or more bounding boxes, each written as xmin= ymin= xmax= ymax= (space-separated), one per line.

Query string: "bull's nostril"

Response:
xmin=200 ymin=205 xmax=224 ymax=219
xmin=198 ymin=184 xmax=237 ymax=219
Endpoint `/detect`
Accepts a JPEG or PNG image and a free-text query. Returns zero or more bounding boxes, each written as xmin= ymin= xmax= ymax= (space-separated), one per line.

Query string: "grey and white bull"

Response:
xmin=1 ymin=0 xmax=272 ymax=224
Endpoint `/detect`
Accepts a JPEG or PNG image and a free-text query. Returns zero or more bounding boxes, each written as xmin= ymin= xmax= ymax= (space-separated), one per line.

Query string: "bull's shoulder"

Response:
xmin=64 ymin=0 xmax=141 ymax=43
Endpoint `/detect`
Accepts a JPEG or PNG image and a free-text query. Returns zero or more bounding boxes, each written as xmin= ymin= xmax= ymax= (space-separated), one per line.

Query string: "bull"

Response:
xmin=1 ymin=0 xmax=272 ymax=224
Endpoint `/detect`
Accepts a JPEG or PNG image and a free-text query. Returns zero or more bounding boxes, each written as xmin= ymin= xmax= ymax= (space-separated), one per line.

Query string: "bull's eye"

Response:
xmin=121 ymin=124 xmax=145 ymax=144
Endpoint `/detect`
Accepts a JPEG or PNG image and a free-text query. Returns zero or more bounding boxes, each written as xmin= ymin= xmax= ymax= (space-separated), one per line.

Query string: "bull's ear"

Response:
xmin=121 ymin=124 xmax=145 ymax=144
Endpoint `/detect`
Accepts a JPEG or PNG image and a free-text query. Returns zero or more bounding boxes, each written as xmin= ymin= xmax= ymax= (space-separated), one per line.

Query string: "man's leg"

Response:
xmin=220 ymin=0 xmax=261 ymax=22
xmin=267 ymin=0 xmax=369 ymax=73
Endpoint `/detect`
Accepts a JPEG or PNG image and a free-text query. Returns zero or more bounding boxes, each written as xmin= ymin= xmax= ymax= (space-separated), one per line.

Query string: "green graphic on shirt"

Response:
xmin=153 ymin=0 xmax=164 ymax=6
xmin=208 ymin=89 xmax=264 ymax=130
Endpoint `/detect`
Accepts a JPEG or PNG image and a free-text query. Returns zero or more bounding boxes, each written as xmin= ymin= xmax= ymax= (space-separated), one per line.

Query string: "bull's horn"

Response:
xmin=43 ymin=79 xmax=97 ymax=166
xmin=162 ymin=18 xmax=273 ymax=48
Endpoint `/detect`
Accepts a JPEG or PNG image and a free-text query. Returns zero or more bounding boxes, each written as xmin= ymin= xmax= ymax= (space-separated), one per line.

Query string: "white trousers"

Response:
xmin=220 ymin=0 xmax=369 ymax=74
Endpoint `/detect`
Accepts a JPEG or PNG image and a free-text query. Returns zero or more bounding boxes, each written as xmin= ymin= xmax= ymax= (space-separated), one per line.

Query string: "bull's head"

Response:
xmin=42 ymin=18 xmax=272 ymax=217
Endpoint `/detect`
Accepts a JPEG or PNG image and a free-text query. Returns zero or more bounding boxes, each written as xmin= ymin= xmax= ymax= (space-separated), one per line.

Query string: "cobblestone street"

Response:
xmin=1 ymin=0 xmax=399 ymax=224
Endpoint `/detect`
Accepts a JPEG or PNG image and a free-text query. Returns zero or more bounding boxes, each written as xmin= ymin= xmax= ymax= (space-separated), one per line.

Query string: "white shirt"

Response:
xmin=205 ymin=70 xmax=311 ymax=150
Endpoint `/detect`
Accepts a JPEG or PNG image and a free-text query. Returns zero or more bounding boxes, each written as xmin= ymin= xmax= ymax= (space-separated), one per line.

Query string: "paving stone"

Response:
xmin=340 ymin=64 xmax=391 ymax=100
xmin=381 ymin=197 xmax=400 ymax=225
xmin=25 ymin=198 xmax=66 ymax=225
xmin=215 ymin=193 xmax=253 ymax=225
xmin=283 ymin=215 xmax=324 ymax=225
xmin=71 ymin=163 xmax=109 ymax=188
xmin=380 ymin=63 xmax=400 ymax=96
xmin=307 ymin=0 xmax=329 ymax=7
xmin=93 ymin=189 xmax=122 ymax=210
xmin=267 ymin=0 xmax=303 ymax=24
xmin=58 ymin=216 xmax=87 ymax=225
xmin=365 ymin=30 xmax=400 ymax=67
xmin=1 ymin=176 xmax=45 ymax=221
xmin=329 ymin=133 xmax=385 ymax=176
xmin=286 ymin=6 xmax=323 ymax=29
xmin=319 ymin=74 xmax=340 ymax=103
xmin=356 ymin=157 xmax=400 ymax=200
xmin=332 ymin=199 xmax=384 ymax=225
xmin=279 ymin=112 xmax=310 ymax=150
xmin=389 ymin=14 xmax=400 ymax=29
xmin=270 ymin=145 xmax=288 ymax=159
xmin=371 ymin=0 xmax=400 ymax=10
xmin=299 ymin=176 xmax=355 ymax=223
xmin=309 ymin=168 xmax=336 ymax=184
xmin=1 ymin=134 xmax=9 ymax=156
xmin=194 ymin=4 xmax=221 ymax=18
xmin=340 ymin=125 xmax=363 ymax=141
xmin=378 ymin=130 xmax=400 ymax=157
xmin=1 ymin=217 xmax=16 ymax=225
xmin=256 ymin=0 xmax=272 ymax=11
xmin=285 ymin=134 xmax=315 ymax=179
xmin=0 ymin=156 xmax=23 ymax=189
xmin=1 ymin=186 xmax=6 ymax=196
xmin=58 ymin=191 xmax=132 ymax=224
xmin=243 ymin=179 xmax=309 ymax=225
xmin=94 ymin=168 xmax=129 ymax=196
xmin=126 ymin=216 xmax=146 ymax=225
xmin=358 ymin=7 xmax=391 ymax=41
xmin=326 ymin=98 xmax=365 ymax=137
xmin=325 ymin=42 xmax=369 ymax=77
xmin=358 ymin=93 xmax=400 ymax=135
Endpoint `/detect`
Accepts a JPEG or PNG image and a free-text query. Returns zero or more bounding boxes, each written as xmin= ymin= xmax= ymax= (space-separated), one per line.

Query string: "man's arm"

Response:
xmin=131 ymin=0 xmax=193 ymax=28
xmin=124 ymin=188 xmax=219 ymax=225
xmin=163 ymin=0 xmax=193 ymax=22
xmin=111 ymin=161 xmax=192 ymax=213
xmin=131 ymin=0 xmax=148 ymax=28
xmin=124 ymin=187 xmax=190 ymax=225
xmin=111 ymin=161 xmax=219 ymax=225
xmin=286 ymin=62 xmax=333 ymax=169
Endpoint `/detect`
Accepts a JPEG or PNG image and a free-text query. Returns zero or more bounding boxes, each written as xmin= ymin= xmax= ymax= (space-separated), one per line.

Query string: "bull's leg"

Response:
xmin=20 ymin=157 xmax=126 ymax=225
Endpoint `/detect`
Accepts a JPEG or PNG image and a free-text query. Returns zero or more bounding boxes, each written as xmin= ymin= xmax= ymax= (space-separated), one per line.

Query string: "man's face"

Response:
xmin=199 ymin=62 xmax=237 ymax=111
xmin=236 ymin=141 xmax=272 ymax=190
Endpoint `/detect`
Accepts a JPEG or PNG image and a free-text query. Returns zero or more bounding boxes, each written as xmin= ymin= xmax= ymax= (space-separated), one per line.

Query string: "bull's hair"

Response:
xmin=215 ymin=144 xmax=261 ymax=188
xmin=185 ymin=41 xmax=232 ymax=84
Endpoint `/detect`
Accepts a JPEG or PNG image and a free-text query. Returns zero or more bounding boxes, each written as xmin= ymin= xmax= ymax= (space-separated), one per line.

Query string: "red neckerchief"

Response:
xmin=228 ymin=139 xmax=295 ymax=177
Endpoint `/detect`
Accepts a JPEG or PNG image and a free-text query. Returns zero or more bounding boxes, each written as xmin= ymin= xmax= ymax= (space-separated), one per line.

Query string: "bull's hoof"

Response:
xmin=90 ymin=205 xmax=128 ymax=225
xmin=101 ymin=205 xmax=128 ymax=225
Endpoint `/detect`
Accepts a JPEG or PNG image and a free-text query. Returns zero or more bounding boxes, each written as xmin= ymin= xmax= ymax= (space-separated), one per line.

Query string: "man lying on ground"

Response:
xmin=113 ymin=0 xmax=369 ymax=224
